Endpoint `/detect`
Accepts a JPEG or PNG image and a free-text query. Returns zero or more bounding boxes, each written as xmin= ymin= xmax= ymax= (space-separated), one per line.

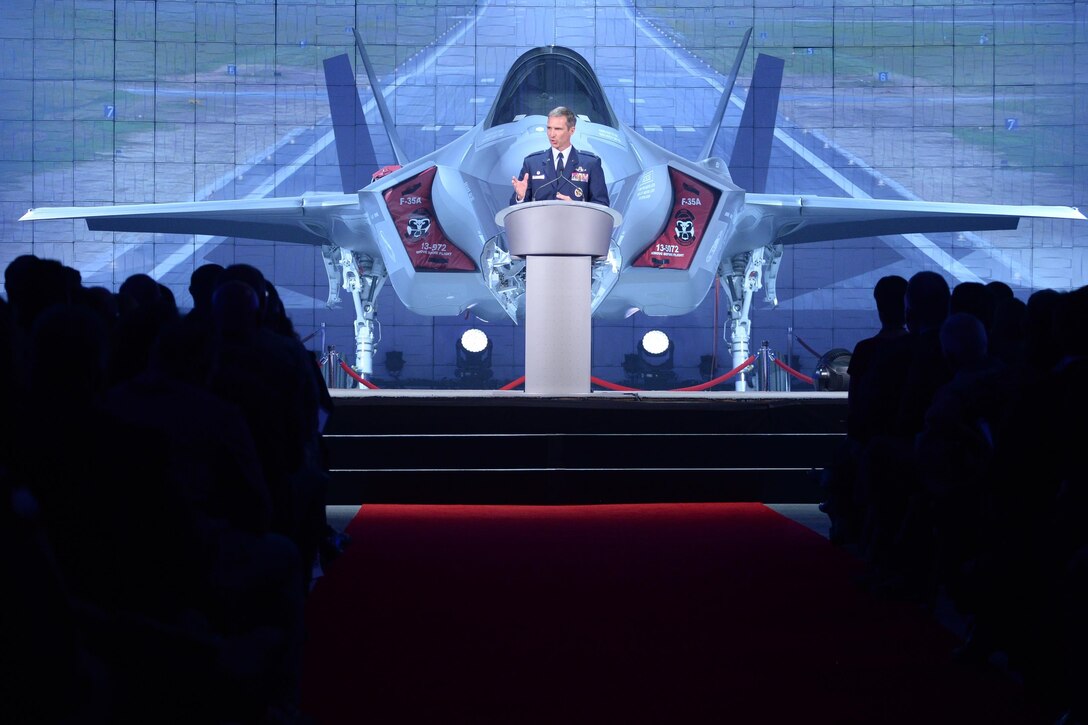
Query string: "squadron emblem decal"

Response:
xmin=383 ymin=166 xmax=475 ymax=271
xmin=633 ymin=167 xmax=721 ymax=269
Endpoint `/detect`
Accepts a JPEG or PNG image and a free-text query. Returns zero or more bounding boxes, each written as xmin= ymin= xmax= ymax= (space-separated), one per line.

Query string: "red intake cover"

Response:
xmin=383 ymin=166 xmax=475 ymax=271
xmin=632 ymin=167 xmax=720 ymax=270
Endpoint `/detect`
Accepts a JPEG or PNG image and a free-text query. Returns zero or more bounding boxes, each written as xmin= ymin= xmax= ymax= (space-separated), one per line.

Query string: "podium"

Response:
xmin=495 ymin=200 xmax=622 ymax=395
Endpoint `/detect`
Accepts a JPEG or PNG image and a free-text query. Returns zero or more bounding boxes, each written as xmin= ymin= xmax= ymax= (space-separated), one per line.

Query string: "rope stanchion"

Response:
xmin=498 ymin=375 xmax=526 ymax=391
xmin=339 ymin=360 xmax=380 ymax=389
xmin=670 ymin=355 xmax=757 ymax=392
xmin=773 ymin=357 xmax=814 ymax=386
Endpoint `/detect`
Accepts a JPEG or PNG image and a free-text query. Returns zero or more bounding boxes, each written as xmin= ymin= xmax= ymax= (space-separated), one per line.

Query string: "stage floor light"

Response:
xmin=622 ymin=329 xmax=676 ymax=388
xmin=460 ymin=328 xmax=490 ymax=354
xmin=640 ymin=330 xmax=670 ymax=356
xmin=456 ymin=328 xmax=493 ymax=384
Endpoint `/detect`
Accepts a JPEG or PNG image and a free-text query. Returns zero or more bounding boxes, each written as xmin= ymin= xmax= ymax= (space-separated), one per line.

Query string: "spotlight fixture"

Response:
xmin=622 ymin=329 xmax=676 ymax=388
xmin=640 ymin=330 xmax=671 ymax=357
xmin=455 ymin=328 xmax=493 ymax=384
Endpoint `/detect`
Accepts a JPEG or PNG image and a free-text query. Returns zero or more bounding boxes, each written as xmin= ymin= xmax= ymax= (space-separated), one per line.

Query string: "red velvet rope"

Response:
xmin=499 ymin=375 xmax=526 ymax=391
xmin=590 ymin=376 xmax=640 ymax=392
xmin=331 ymin=356 xmax=765 ymax=392
xmin=339 ymin=360 xmax=380 ymax=389
xmin=773 ymin=356 xmax=814 ymax=385
xmin=669 ymin=355 xmax=757 ymax=391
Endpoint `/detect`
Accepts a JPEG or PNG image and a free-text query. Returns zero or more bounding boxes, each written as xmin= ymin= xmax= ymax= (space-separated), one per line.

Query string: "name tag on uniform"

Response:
xmin=532 ymin=172 xmax=546 ymax=179
xmin=571 ymin=172 xmax=589 ymax=182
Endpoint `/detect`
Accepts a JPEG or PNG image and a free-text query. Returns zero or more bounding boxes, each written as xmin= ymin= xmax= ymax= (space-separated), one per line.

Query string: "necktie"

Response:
xmin=556 ymin=152 xmax=565 ymax=177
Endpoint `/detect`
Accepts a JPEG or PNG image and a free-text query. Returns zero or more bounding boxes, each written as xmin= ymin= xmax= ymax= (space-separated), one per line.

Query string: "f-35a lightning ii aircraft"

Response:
xmin=21 ymin=29 xmax=1085 ymax=389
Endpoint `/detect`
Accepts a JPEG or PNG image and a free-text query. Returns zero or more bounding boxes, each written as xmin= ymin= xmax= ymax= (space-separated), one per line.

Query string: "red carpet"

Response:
xmin=301 ymin=503 xmax=1046 ymax=724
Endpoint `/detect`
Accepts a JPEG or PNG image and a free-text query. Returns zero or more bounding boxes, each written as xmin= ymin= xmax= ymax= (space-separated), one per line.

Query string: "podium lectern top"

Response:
xmin=496 ymin=200 xmax=622 ymax=257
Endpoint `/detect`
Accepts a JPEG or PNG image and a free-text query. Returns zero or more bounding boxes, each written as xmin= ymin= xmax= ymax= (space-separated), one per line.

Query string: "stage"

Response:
xmin=322 ymin=389 xmax=848 ymax=505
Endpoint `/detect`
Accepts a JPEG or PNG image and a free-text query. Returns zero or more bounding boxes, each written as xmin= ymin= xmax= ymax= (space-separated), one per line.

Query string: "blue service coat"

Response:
xmin=510 ymin=147 xmax=609 ymax=207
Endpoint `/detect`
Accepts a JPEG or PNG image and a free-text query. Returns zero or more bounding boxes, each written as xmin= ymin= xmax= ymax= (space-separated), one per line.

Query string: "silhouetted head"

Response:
xmin=78 ymin=286 xmax=119 ymax=328
xmin=117 ymin=273 xmax=162 ymax=316
xmin=189 ymin=263 xmax=225 ymax=313
xmin=984 ymin=280 xmax=1014 ymax=304
xmin=4 ymin=255 xmax=76 ymax=331
xmin=939 ymin=312 xmax=988 ymax=371
xmin=218 ymin=264 xmax=268 ymax=320
xmin=1052 ymin=285 xmax=1088 ymax=359
xmin=905 ymin=270 xmax=951 ymax=334
xmin=950 ymin=281 xmax=995 ymax=331
xmin=156 ymin=283 xmax=178 ymax=317
xmin=873 ymin=275 xmax=907 ymax=329
xmin=211 ymin=279 xmax=261 ymax=338
xmin=1025 ymin=288 xmax=1062 ymax=368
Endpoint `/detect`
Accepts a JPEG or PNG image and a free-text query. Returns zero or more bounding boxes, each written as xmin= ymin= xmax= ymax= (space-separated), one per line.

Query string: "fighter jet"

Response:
xmin=20 ymin=29 xmax=1085 ymax=389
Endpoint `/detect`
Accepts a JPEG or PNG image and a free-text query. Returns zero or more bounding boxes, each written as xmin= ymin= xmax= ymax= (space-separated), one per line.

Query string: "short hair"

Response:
xmin=548 ymin=106 xmax=577 ymax=128
xmin=950 ymin=281 xmax=995 ymax=330
xmin=189 ymin=262 xmax=225 ymax=311
xmin=905 ymin=270 xmax=951 ymax=333
xmin=872 ymin=275 xmax=907 ymax=328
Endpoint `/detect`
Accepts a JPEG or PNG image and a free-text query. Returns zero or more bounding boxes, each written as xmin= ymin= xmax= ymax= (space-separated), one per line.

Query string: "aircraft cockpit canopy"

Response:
xmin=485 ymin=46 xmax=619 ymax=130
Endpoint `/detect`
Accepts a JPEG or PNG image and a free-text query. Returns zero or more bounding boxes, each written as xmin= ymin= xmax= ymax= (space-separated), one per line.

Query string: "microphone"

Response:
xmin=529 ymin=159 xmax=575 ymax=201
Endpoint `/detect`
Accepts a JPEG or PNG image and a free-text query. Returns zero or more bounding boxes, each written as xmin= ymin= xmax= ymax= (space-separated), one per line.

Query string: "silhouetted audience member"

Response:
xmin=208 ymin=267 xmax=330 ymax=587
xmin=4 ymin=254 xmax=78 ymax=334
xmin=1 ymin=465 xmax=112 ymax=723
xmin=103 ymin=318 xmax=307 ymax=721
xmin=111 ymin=272 xmax=180 ymax=385
xmin=950 ymin=281 xmax=995 ymax=331
xmin=12 ymin=249 xmax=1081 ymax=722
xmin=821 ymin=275 xmax=909 ymax=544
xmin=912 ymin=312 xmax=1005 ymax=602
xmin=0 ymin=296 xmax=14 ymax=464
xmin=846 ymin=274 xmax=910 ymax=441
xmin=893 ymin=270 xmax=953 ymax=436
xmin=1023 ymin=288 xmax=1063 ymax=375
xmin=1 ymin=255 xmax=322 ymax=723
xmin=170 ymin=262 xmax=228 ymax=388
xmin=973 ymin=285 xmax=1088 ymax=715
xmin=984 ymin=279 xmax=1015 ymax=304
xmin=853 ymin=270 xmax=952 ymax=590
xmin=3 ymin=255 xmax=81 ymax=385
xmin=988 ymin=293 xmax=1027 ymax=369
xmin=10 ymin=302 xmax=224 ymax=722
xmin=188 ymin=261 xmax=225 ymax=318
xmin=1061 ymin=544 xmax=1088 ymax=725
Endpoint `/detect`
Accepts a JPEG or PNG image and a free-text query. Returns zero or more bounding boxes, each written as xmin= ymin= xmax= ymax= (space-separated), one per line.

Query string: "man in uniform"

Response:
xmin=510 ymin=106 xmax=609 ymax=206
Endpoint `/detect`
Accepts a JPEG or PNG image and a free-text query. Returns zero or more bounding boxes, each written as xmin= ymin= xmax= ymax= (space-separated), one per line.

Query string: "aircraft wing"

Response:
xmin=737 ymin=194 xmax=1085 ymax=249
xmin=18 ymin=193 xmax=360 ymax=247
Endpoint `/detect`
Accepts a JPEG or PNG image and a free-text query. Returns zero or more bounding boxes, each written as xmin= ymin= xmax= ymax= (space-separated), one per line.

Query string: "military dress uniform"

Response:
xmin=510 ymin=147 xmax=609 ymax=206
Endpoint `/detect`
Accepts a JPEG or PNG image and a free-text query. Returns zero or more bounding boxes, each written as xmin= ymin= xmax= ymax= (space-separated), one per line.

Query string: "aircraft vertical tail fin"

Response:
xmin=697 ymin=27 xmax=753 ymax=162
xmin=352 ymin=28 xmax=409 ymax=166
xmin=323 ymin=53 xmax=382 ymax=194
xmin=728 ymin=53 xmax=785 ymax=194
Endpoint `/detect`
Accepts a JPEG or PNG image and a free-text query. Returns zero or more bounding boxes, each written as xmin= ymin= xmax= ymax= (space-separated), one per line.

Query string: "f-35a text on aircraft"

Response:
xmin=21 ymin=30 xmax=1085 ymax=389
